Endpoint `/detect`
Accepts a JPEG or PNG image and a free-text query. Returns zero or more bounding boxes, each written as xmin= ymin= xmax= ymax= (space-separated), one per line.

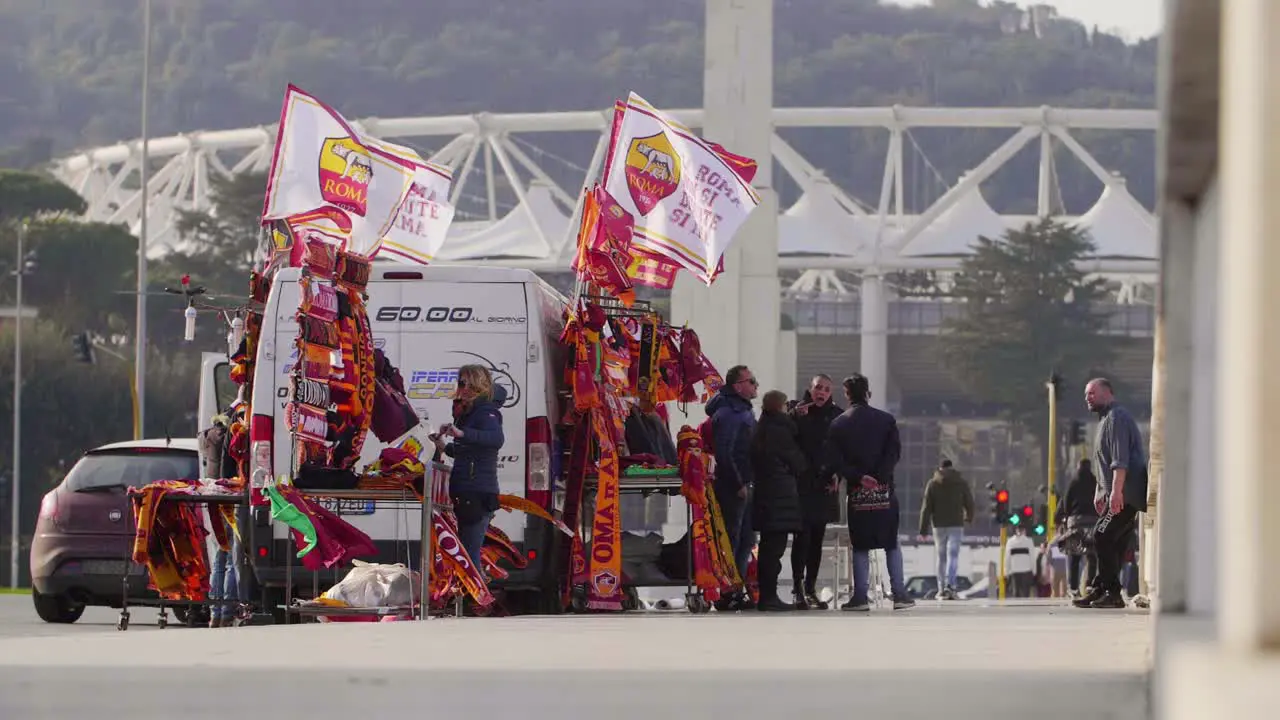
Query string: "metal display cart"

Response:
xmin=573 ymin=470 xmax=713 ymax=614
xmin=118 ymin=491 xmax=250 ymax=631
xmin=279 ymin=462 xmax=449 ymax=622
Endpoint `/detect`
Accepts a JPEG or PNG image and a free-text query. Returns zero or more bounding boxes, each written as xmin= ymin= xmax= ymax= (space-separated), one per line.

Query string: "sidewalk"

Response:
xmin=0 ymin=600 xmax=1150 ymax=720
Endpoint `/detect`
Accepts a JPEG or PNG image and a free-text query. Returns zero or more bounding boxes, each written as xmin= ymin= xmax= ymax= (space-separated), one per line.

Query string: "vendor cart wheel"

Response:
xmin=117 ymin=611 xmax=130 ymax=631
xmin=569 ymin=587 xmax=588 ymax=613
xmin=622 ymin=587 xmax=641 ymax=612
xmin=686 ymin=593 xmax=709 ymax=614
xmin=157 ymin=615 xmax=168 ymax=629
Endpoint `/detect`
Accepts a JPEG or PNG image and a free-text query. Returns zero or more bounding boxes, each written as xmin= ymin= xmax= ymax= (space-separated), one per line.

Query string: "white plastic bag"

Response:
xmin=322 ymin=560 xmax=419 ymax=608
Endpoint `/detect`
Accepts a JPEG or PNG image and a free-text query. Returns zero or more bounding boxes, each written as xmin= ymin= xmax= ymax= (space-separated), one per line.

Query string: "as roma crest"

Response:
xmin=591 ymin=569 xmax=619 ymax=597
xmin=624 ymin=132 xmax=681 ymax=216
xmin=318 ymin=137 xmax=373 ymax=217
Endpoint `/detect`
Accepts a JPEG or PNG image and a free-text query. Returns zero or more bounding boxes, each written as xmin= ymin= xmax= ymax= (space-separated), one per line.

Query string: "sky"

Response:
xmin=888 ymin=0 xmax=1164 ymax=40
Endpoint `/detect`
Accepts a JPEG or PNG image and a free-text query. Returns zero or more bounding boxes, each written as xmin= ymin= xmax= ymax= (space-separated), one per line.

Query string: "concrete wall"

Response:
xmin=1186 ymin=174 xmax=1219 ymax=617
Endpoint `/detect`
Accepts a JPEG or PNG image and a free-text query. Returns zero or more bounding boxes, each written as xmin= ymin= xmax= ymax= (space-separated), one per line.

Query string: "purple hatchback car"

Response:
xmin=29 ymin=438 xmax=199 ymax=623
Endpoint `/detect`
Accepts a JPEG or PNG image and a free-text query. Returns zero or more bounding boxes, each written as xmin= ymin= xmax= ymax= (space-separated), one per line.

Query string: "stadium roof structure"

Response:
xmin=53 ymin=105 xmax=1157 ymax=286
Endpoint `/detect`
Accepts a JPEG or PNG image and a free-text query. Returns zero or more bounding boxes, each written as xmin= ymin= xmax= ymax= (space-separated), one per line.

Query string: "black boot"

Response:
xmin=804 ymin=588 xmax=829 ymax=610
xmin=757 ymin=594 xmax=794 ymax=612
xmin=792 ymin=584 xmax=810 ymax=610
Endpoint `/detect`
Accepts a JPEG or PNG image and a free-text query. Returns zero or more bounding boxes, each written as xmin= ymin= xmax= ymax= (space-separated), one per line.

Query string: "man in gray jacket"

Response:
xmin=918 ymin=459 xmax=975 ymax=599
xmin=1075 ymin=378 xmax=1148 ymax=609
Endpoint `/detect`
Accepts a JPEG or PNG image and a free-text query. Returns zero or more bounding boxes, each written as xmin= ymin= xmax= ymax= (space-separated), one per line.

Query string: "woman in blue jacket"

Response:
xmin=432 ymin=364 xmax=507 ymax=571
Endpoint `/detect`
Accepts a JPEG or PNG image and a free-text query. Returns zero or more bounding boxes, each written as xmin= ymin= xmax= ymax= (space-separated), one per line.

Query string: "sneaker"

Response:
xmin=840 ymin=598 xmax=871 ymax=612
xmin=937 ymin=587 xmax=955 ymax=601
xmin=1089 ymin=592 xmax=1127 ymax=609
xmin=893 ymin=595 xmax=916 ymax=611
xmin=208 ymin=616 xmax=223 ymax=629
xmin=792 ymin=589 xmax=810 ymax=610
xmin=805 ymin=591 xmax=829 ymax=610
xmin=1072 ymin=587 xmax=1105 ymax=608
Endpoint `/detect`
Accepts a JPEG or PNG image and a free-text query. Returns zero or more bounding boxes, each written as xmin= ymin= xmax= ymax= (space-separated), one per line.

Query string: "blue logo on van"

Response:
xmin=406 ymin=352 xmax=520 ymax=408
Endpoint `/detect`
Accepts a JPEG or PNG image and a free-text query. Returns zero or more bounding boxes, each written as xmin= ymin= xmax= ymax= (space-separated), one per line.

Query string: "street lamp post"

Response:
xmin=9 ymin=222 xmax=33 ymax=589
xmin=134 ymin=0 xmax=152 ymax=440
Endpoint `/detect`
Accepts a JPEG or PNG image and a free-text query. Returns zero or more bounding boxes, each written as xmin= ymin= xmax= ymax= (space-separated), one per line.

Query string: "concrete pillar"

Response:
xmin=1216 ymin=0 xmax=1280 ymax=652
xmin=671 ymin=0 xmax=777 ymax=423
xmin=1166 ymin=4 xmax=1280 ymax=716
xmin=777 ymin=327 xmax=797 ymax=398
xmin=859 ymin=273 xmax=889 ymax=405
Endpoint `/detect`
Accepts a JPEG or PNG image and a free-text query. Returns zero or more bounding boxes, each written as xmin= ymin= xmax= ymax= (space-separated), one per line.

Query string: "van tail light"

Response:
xmin=39 ymin=491 xmax=62 ymax=530
xmin=249 ymin=413 xmax=274 ymax=506
xmin=526 ymin=416 xmax=552 ymax=511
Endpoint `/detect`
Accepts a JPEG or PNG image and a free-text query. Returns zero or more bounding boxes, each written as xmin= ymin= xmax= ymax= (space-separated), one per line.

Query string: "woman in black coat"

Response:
xmin=749 ymin=390 xmax=807 ymax=611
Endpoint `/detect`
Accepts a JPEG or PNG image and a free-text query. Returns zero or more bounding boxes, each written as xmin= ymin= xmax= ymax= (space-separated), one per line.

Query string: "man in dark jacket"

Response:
xmin=750 ymin=390 xmax=807 ymax=611
xmin=1076 ymin=378 xmax=1147 ymax=609
xmin=918 ymin=459 xmax=975 ymax=600
xmin=706 ymin=364 xmax=759 ymax=608
xmin=822 ymin=374 xmax=914 ymax=611
xmin=1056 ymin=457 xmax=1100 ymax=597
xmin=788 ymin=374 xmax=842 ymax=609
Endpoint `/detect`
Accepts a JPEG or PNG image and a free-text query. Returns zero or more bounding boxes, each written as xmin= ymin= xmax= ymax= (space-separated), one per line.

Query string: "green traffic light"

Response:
xmin=1009 ymin=514 xmax=1020 ymax=526
xmin=1034 ymin=524 xmax=1046 ymax=536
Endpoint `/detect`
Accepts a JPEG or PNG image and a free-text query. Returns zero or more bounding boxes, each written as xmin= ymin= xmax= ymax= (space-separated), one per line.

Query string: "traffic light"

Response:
xmin=987 ymin=483 xmax=1010 ymax=525
xmin=1034 ymin=503 xmax=1048 ymax=536
xmin=1017 ymin=503 xmax=1034 ymax=529
xmin=1069 ymin=420 xmax=1085 ymax=445
xmin=71 ymin=331 xmax=94 ymax=364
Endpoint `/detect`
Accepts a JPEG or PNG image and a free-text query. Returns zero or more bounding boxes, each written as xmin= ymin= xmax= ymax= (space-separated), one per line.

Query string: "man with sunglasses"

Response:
xmin=706 ymin=364 xmax=760 ymax=610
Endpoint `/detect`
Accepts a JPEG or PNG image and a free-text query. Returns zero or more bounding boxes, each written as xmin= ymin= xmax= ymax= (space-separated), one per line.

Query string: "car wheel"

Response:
xmin=32 ymin=589 xmax=85 ymax=624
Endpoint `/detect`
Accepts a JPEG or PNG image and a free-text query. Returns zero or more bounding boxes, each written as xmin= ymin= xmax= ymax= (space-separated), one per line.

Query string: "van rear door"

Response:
xmin=368 ymin=281 xmax=530 ymax=543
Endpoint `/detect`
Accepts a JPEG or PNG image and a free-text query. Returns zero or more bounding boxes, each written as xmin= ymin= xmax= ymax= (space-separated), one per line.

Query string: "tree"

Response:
xmin=166 ymin=171 xmax=267 ymax=296
xmin=938 ymin=218 xmax=1113 ymax=430
xmin=0 ymin=169 xmax=86 ymax=223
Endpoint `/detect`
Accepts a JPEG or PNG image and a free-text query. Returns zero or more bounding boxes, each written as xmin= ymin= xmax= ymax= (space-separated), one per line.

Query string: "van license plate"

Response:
xmin=318 ymin=499 xmax=376 ymax=516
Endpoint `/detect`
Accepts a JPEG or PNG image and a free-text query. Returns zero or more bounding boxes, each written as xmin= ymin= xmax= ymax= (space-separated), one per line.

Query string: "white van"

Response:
xmin=233 ymin=265 xmax=569 ymax=613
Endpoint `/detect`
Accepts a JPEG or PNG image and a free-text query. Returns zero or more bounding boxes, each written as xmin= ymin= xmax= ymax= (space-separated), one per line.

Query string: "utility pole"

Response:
xmin=1046 ymin=373 xmax=1062 ymax=543
xmin=8 ymin=222 xmax=26 ymax=588
xmin=134 ymin=0 xmax=152 ymax=440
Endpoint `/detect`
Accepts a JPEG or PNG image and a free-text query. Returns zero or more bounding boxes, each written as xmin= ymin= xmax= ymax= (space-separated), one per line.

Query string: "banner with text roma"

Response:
xmin=261 ymin=84 xmax=454 ymax=259
xmin=601 ymin=93 xmax=761 ymax=285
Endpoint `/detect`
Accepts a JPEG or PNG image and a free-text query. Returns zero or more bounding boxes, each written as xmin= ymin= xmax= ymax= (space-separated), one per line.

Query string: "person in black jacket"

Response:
xmin=749 ymin=390 xmax=807 ymax=612
xmin=1056 ymin=457 xmax=1100 ymax=597
xmin=788 ymin=374 xmax=842 ymax=609
xmin=822 ymin=374 xmax=914 ymax=611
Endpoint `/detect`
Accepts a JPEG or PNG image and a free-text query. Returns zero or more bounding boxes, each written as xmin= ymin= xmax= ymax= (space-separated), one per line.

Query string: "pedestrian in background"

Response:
xmin=917 ymin=458 xmax=975 ymax=600
xmin=1004 ymin=525 xmax=1036 ymax=598
xmin=1057 ymin=457 xmax=1100 ymax=598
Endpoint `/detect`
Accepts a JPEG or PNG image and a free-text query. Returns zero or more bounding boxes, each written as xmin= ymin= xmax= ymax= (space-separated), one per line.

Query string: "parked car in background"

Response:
xmin=28 ymin=438 xmax=199 ymax=623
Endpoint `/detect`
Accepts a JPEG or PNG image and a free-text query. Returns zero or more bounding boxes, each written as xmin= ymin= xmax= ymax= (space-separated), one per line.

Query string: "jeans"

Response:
xmin=932 ymin=526 xmax=963 ymax=590
xmin=852 ymin=546 xmax=906 ymax=603
xmin=1067 ymin=551 xmax=1097 ymax=594
xmin=1008 ymin=571 xmax=1033 ymax=598
xmin=208 ymin=541 xmax=239 ymax=620
xmin=457 ymin=511 xmax=494 ymax=574
xmin=719 ymin=486 xmax=757 ymax=581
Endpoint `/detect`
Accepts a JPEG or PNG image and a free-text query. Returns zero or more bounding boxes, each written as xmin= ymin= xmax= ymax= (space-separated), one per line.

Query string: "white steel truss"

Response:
xmin=52 ymin=105 xmax=1158 ymax=294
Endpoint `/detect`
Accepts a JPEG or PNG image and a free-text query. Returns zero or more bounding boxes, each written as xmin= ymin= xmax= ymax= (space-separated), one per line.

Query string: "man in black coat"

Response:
xmin=750 ymin=390 xmax=807 ymax=611
xmin=706 ymin=364 xmax=759 ymax=610
xmin=821 ymin=374 xmax=915 ymax=612
xmin=788 ymin=374 xmax=842 ymax=609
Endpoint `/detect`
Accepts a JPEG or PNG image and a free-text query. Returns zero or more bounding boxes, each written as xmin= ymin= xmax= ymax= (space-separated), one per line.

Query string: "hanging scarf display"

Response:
xmin=130 ymin=481 xmax=212 ymax=601
xmin=676 ymin=426 xmax=739 ymax=600
xmin=585 ymin=406 xmax=623 ymax=610
xmin=432 ymin=509 xmax=495 ymax=606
